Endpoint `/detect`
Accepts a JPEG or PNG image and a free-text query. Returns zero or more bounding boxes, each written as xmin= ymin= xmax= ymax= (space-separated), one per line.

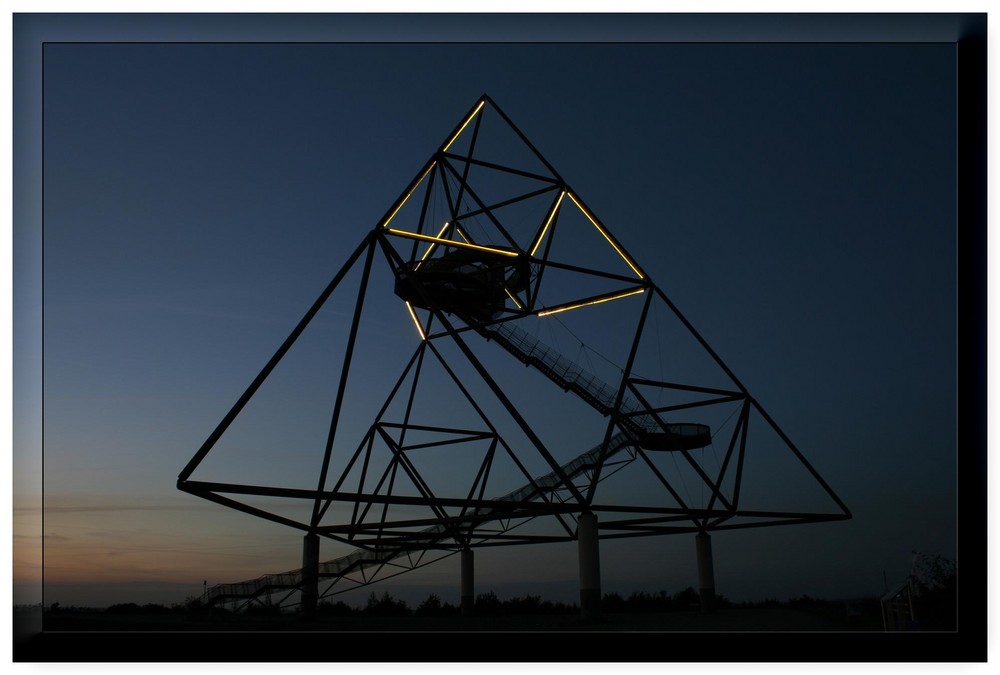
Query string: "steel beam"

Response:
xmin=178 ymin=230 xmax=375 ymax=481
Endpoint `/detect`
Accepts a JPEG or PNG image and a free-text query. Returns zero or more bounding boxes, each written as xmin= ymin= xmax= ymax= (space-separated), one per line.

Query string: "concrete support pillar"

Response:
xmin=461 ymin=547 xmax=475 ymax=617
xmin=696 ymin=531 xmax=716 ymax=614
xmin=301 ymin=532 xmax=319 ymax=621
xmin=577 ymin=511 xmax=602 ymax=622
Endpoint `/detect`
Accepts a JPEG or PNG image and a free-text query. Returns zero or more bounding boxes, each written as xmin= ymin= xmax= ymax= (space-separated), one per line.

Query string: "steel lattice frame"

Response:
xmin=178 ymin=95 xmax=850 ymax=605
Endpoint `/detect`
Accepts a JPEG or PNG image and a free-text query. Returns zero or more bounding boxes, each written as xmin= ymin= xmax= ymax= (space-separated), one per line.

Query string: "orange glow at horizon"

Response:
xmin=17 ymin=495 xmax=309 ymax=599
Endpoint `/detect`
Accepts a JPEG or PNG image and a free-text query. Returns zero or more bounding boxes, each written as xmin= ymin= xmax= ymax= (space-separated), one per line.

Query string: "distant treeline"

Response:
xmin=22 ymin=557 xmax=956 ymax=631
xmin=185 ymin=588 xmax=719 ymax=617
xmin=27 ymin=586 xmax=875 ymax=618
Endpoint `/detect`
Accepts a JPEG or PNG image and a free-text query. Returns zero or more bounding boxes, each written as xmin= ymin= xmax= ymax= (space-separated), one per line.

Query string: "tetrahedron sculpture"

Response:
xmin=179 ymin=95 xmax=850 ymax=611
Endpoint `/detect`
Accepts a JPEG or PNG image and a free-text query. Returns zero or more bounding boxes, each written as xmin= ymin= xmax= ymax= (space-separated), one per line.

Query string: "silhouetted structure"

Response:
xmin=881 ymin=577 xmax=918 ymax=631
xmin=178 ymin=95 xmax=850 ymax=619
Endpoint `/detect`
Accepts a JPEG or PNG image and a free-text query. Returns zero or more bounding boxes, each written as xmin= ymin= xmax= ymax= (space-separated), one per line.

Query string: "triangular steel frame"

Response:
xmin=178 ymin=95 xmax=851 ymax=605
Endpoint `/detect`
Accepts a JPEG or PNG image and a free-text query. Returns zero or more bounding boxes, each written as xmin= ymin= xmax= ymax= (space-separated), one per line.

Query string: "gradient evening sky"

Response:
xmin=15 ymin=20 xmax=959 ymax=609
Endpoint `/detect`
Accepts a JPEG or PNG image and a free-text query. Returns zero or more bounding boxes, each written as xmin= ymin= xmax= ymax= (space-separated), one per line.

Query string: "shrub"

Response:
xmin=672 ymin=586 xmax=700 ymax=609
xmin=415 ymin=593 xmax=458 ymax=616
xmin=503 ymin=594 xmax=542 ymax=614
xmin=105 ymin=602 xmax=171 ymax=614
xmin=475 ymin=590 xmax=503 ymax=615
xmin=317 ymin=600 xmax=356 ymax=616
xmin=363 ymin=591 xmax=410 ymax=617
xmin=602 ymin=592 xmax=626 ymax=612
xmin=105 ymin=603 xmax=141 ymax=614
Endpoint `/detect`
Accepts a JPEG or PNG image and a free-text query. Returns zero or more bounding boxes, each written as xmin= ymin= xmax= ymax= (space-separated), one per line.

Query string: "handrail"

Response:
xmin=480 ymin=321 xmax=675 ymax=435
xmin=203 ymin=431 xmax=636 ymax=605
xmin=203 ymin=317 xmax=702 ymax=606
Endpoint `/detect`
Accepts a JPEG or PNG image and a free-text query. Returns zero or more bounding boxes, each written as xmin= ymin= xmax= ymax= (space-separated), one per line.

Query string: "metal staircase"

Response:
xmin=201 ymin=431 xmax=637 ymax=607
xmin=201 ymin=319 xmax=707 ymax=608
xmin=475 ymin=319 xmax=710 ymax=449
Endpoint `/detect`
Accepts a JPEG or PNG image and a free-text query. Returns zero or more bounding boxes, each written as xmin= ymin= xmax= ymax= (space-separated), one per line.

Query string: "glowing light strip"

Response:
xmin=405 ymin=302 xmax=426 ymax=340
xmin=418 ymin=222 xmax=453 ymax=264
xmin=504 ymin=287 xmax=524 ymax=309
xmin=537 ymin=287 xmax=645 ymax=317
xmin=530 ymin=190 xmax=566 ymax=256
xmin=381 ymin=161 xmax=437 ymax=229
xmin=442 ymin=100 xmax=486 ymax=152
xmin=565 ymin=192 xmax=644 ymax=279
xmin=387 ymin=229 xmax=519 ymax=257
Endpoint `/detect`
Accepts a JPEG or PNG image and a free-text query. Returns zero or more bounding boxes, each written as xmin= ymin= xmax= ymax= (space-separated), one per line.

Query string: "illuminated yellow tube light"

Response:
xmin=417 ymin=221 xmax=454 ymax=265
xmin=405 ymin=302 xmax=426 ymax=340
xmin=504 ymin=286 xmax=525 ymax=309
xmin=387 ymin=228 xmax=519 ymax=257
xmin=381 ymin=161 xmax=437 ymax=229
xmin=537 ymin=287 xmax=645 ymax=317
xmin=530 ymin=191 xmax=566 ymax=256
xmin=565 ymin=192 xmax=644 ymax=279
xmin=442 ymin=100 xmax=486 ymax=153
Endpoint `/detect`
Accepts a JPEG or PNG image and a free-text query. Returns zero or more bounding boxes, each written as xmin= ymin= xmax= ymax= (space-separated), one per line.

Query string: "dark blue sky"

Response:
xmin=19 ymin=27 xmax=958 ymax=608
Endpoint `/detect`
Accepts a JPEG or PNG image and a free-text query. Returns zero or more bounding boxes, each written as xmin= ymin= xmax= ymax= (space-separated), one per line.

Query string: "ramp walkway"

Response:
xmin=475 ymin=319 xmax=710 ymax=450
xmin=202 ymin=430 xmax=635 ymax=606
xmin=202 ymin=318 xmax=707 ymax=607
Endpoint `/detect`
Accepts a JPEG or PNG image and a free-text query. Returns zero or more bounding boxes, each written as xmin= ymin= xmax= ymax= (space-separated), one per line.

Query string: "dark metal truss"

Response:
xmin=179 ymin=94 xmax=850 ymax=607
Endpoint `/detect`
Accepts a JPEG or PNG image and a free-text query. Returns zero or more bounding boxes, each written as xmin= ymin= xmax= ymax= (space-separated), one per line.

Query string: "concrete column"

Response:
xmin=577 ymin=511 xmax=602 ymax=622
xmin=301 ymin=532 xmax=319 ymax=621
xmin=461 ymin=547 xmax=475 ymax=617
xmin=696 ymin=531 xmax=716 ymax=614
